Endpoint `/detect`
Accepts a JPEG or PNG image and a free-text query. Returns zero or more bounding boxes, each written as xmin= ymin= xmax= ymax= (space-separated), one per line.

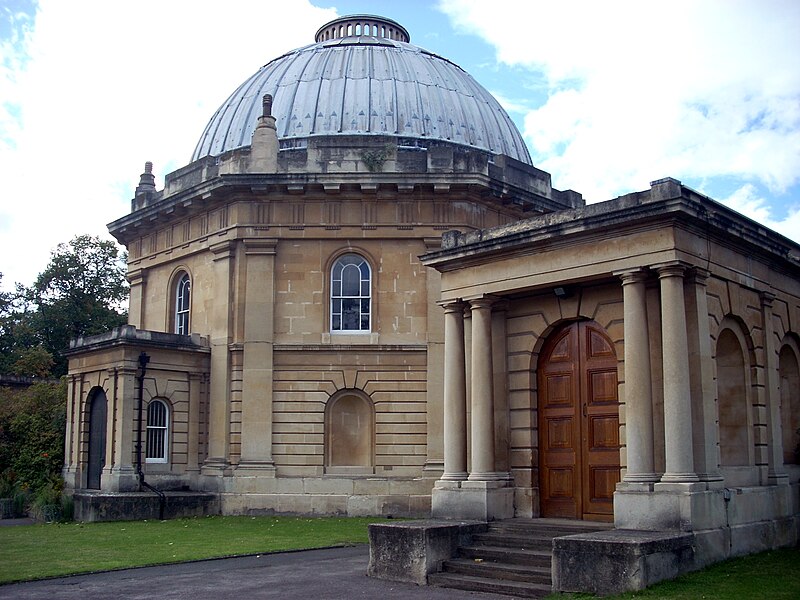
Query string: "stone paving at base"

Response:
xmin=0 ymin=545 xmax=516 ymax=600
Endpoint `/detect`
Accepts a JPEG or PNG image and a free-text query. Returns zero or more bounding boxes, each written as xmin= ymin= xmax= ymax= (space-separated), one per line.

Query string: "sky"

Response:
xmin=1 ymin=0 xmax=799 ymax=291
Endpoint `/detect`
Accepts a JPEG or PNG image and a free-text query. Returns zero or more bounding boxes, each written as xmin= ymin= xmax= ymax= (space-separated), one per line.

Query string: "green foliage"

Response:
xmin=0 ymin=516 xmax=389 ymax=583
xmin=1 ymin=236 xmax=129 ymax=377
xmin=0 ymin=381 xmax=66 ymax=505
xmin=11 ymin=345 xmax=55 ymax=377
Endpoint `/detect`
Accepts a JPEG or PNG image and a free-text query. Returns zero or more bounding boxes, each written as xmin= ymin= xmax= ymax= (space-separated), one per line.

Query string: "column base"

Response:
xmin=423 ymin=460 xmax=444 ymax=474
xmin=201 ymin=458 xmax=230 ymax=478
xmin=107 ymin=466 xmax=139 ymax=492
xmin=235 ymin=460 xmax=276 ymax=477
xmin=431 ymin=480 xmax=513 ymax=521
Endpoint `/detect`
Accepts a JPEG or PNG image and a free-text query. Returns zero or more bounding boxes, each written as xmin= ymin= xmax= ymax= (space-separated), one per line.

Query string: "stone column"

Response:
xmin=238 ymin=239 xmax=278 ymax=475
xmin=203 ymin=241 xmax=235 ymax=477
xmin=761 ymin=292 xmax=789 ymax=485
xmin=656 ymin=263 xmax=699 ymax=485
xmin=469 ymin=297 xmax=498 ymax=480
xmin=440 ymin=300 xmax=467 ymax=481
xmin=617 ymin=268 xmax=658 ymax=485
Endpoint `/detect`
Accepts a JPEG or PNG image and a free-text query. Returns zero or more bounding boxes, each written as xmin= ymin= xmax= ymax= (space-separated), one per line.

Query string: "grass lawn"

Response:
xmin=0 ymin=515 xmax=385 ymax=584
xmin=547 ymin=546 xmax=800 ymax=599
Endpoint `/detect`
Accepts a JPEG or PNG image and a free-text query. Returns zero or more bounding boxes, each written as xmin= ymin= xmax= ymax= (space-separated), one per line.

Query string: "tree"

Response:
xmin=25 ymin=235 xmax=129 ymax=376
xmin=0 ymin=274 xmax=38 ymax=375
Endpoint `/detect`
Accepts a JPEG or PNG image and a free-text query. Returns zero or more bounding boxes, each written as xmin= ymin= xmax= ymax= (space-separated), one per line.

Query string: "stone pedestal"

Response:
xmin=431 ymin=480 xmax=513 ymax=521
xmin=367 ymin=520 xmax=486 ymax=585
xmin=552 ymin=529 xmax=695 ymax=595
xmin=614 ymin=485 xmax=725 ymax=532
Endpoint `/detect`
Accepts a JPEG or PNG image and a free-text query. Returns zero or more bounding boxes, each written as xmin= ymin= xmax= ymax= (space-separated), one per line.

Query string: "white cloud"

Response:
xmin=0 ymin=0 xmax=336 ymax=290
xmin=717 ymin=184 xmax=800 ymax=242
xmin=438 ymin=0 xmax=800 ymax=213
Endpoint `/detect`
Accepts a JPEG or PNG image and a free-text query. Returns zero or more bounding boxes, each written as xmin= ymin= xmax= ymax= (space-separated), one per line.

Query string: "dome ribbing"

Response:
xmin=192 ymin=15 xmax=531 ymax=164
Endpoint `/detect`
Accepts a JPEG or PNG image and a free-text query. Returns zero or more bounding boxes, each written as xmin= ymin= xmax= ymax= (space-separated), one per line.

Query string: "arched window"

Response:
xmin=175 ymin=272 xmax=191 ymax=334
xmin=146 ymin=399 xmax=169 ymax=463
xmin=331 ymin=254 xmax=371 ymax=332
xmin=325 ymin=391 xmax=374 ymax=473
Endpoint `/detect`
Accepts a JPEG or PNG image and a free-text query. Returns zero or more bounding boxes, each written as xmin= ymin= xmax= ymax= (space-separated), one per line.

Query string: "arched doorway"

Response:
xmin=87 ymin=389 xmax=108 ymax=489
xmin=537 ymin=320 xmax=620 ymax=521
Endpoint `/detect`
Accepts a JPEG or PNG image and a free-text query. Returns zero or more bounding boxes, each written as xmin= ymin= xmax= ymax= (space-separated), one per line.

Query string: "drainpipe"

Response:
xmin=136 ymin=352 xmax=166 ymax=520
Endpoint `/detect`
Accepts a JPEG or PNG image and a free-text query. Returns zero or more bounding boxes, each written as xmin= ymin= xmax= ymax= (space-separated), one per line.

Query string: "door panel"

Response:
xmin=538 ymin=321 xmax=620 ymax=520
xmin=87 ymin=390 xmax=107 ymax=490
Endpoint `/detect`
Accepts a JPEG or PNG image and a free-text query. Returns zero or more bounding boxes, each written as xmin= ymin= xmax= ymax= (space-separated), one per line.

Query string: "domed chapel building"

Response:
xmin=64 ymin=14 xmax=798 ymax=593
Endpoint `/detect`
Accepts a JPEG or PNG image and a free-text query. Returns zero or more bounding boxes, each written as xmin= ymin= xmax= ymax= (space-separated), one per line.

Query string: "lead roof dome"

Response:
xmin=192 ymin=15 xmax=532 ymax=164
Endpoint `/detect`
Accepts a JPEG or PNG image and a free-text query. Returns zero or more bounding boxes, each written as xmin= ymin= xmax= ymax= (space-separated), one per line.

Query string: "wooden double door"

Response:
xmin=538 ymin=320 xmax=620 ymax=521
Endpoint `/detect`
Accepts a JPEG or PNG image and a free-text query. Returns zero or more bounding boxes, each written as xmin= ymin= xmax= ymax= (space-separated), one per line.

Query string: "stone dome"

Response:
xmin=192 ymin=15 xmax=532 ymax=164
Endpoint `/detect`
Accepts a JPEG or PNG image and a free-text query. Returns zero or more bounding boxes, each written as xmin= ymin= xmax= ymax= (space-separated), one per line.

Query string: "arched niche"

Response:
xmin=325 ymin=390 xmax=374 ymax=474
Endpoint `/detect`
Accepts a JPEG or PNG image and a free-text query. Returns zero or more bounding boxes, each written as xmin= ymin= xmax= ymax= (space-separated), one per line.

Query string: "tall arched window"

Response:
xmin=146 ymin=399 xmax=169 ymax=463
xmin=331 ymin=254 xmax=371 ymax=332
xmin=175 ymin=273 xmax=191 ymax=334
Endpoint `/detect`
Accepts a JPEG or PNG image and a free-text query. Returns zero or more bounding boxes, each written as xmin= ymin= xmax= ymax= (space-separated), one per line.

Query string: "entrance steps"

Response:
xmin=428 ymin=518 xmax=612 ymax=598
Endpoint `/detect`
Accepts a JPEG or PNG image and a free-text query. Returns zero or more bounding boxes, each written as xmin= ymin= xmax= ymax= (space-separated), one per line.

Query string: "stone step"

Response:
xmin=472 ymin=531 xmax=559 ymax=550
xmin=441 ymin=557 xmax=552 ymax=584
xmin=458 ymin=545 xmax=552 ymax=568
xmin=428 ymin=572 xmax=552 ymax=598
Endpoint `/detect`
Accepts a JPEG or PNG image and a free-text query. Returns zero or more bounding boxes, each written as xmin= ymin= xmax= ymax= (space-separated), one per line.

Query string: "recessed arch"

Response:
xmin=325 ymin=389 xmax=375 ymax=474
xmin=714 ymin=317 xmax=756 ymax=483
xmin=779 ymin=336 xmax=800 ymax=465
xmin=86 ymin=387 xmax=108 ymax=490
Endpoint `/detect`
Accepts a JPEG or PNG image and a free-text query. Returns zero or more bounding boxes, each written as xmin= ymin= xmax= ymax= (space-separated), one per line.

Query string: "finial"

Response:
xmin=262 ymin=94 xmax=273 ymax=118
xmin=136 ymin=161 xmax=156 ymax=195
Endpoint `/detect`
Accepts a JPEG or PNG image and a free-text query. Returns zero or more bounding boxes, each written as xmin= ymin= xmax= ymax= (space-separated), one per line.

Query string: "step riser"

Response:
xmin=473 ymin=534 xmax=555 ymax=549
xmin=428 ymin=574 xmax=551 ymax=599
xmin=443 ymin=563 xmax=551 ymax=584
xmin=458 ymin=548 xmax=551 ymax=568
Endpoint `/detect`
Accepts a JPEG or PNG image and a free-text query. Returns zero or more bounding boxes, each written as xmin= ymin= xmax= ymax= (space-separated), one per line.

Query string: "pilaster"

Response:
xmin=238 ymin=239 xmax=278 ymax=475
xmin=203 ymin=240 xmax=235 ymax=475
xmin=761 ymin=291 xmax=789 ymax=484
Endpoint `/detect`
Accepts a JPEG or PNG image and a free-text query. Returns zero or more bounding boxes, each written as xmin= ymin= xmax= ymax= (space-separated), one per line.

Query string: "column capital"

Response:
xmin=467 ymin=294 xmax=500 ymax=310
xmin=243 ymin=238 xmax=278 ymax=255
xmin=653 ymin=260 xmax=691 ymax=279
xmin=687 ymin=266 xmax=710 ymax=285
xmin=437 ymin=299 xmax=466 ymax=314
xmin=614 ymin=267 xmax=649 ymax=285
xmin=210 ymin=239 xmax=236 ymax=260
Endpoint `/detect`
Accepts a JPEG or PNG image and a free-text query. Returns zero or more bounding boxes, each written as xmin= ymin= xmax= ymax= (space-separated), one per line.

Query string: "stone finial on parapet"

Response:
xmin=136 ymin=161 xmax=156 ymax=195
xmin=250 ymin=94 xmax=279 ymax=173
